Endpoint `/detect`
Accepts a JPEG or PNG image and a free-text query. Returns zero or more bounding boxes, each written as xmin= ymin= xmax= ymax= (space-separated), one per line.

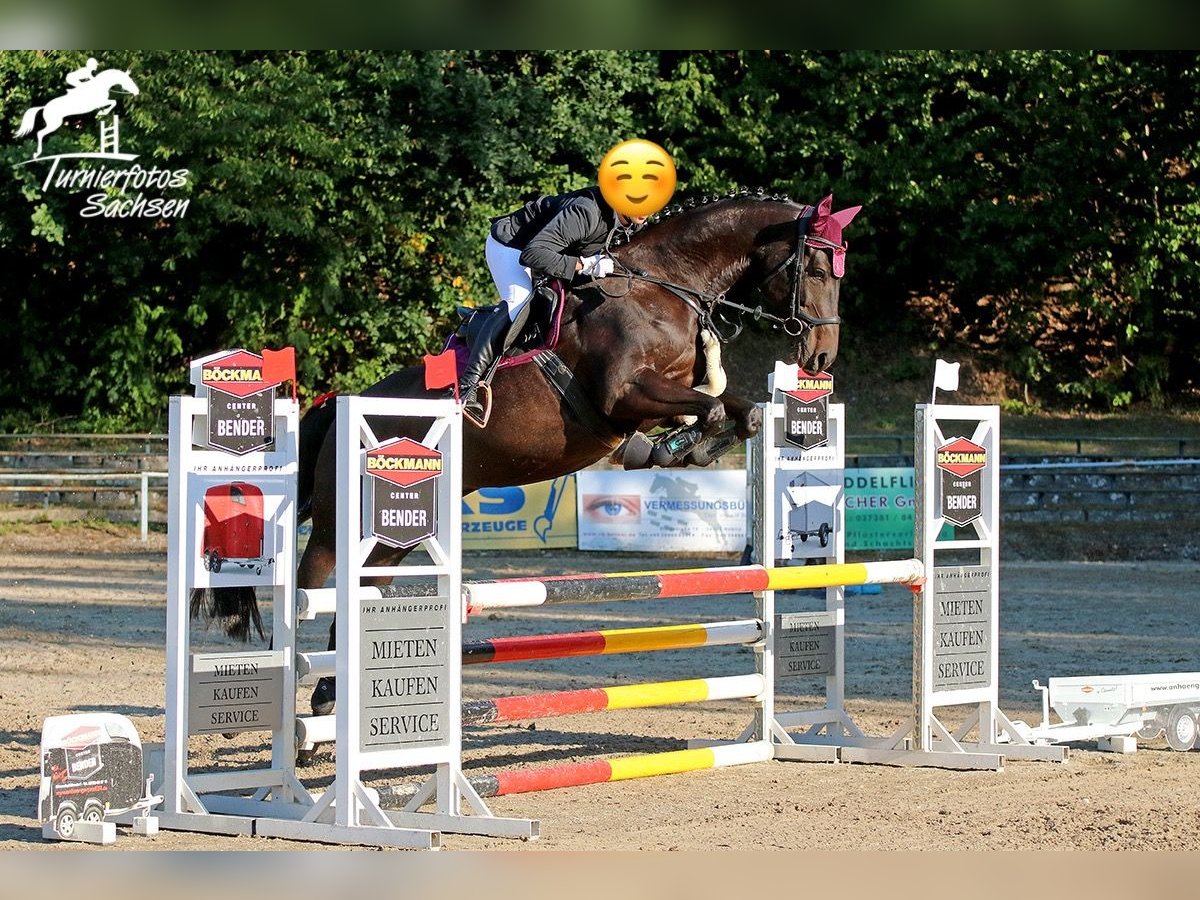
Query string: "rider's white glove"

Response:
xmin=580 ymin=254 xmax=615 ymax=278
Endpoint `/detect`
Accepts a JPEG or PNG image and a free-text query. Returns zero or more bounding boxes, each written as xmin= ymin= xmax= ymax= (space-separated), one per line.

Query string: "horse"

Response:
xmin=192 ymin=189 xmax=861 ymax=721
xmin=15 ymin=68 xmax=140 ymax=158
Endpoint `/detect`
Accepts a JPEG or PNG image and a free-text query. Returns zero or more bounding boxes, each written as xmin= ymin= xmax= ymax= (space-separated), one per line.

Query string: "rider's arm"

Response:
xmin=519 ymin=199 xmax=601 ymax=280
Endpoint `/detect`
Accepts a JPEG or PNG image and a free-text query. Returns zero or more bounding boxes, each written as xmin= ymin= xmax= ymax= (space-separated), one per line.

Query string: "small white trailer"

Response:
xmin=1011 ymin=673 xmax=1200 ymax=753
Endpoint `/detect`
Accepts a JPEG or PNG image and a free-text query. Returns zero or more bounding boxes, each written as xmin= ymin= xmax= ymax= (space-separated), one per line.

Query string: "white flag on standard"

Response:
xmin=932 ymin=359 xmax=960 ymax=404
xmin=934 ymin=359 xmax=960 ymax=392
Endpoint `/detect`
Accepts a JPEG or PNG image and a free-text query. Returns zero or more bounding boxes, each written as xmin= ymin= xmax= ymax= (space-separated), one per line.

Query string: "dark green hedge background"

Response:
xmin=2 ymin=51 xmax=1196 ymax=429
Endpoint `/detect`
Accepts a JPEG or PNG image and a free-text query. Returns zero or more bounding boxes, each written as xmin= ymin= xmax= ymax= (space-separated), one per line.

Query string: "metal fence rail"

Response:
xmin=0 ymin=471 xmax=168 ymax=540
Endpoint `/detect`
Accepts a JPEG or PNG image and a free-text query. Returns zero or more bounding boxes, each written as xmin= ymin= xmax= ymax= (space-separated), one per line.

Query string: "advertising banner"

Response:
xmin=577 ymin=469 xmax=747 ymax=552
xmin=461 ymin=475 xmax=577 ymax=550
xmin=843 ymin=467 xmax=916 ymax=552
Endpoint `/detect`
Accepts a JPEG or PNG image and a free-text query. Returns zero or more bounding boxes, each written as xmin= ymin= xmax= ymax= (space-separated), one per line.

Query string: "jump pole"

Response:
xmin=296 ymin=560 xmax=920 ymax=617
xmin=297 ymin=618 xmax=764 ymax=681
xmin=377 ymin=743 xmax=773 ymax=809
xmin=298 ymin=673 xmax=767 ymax=745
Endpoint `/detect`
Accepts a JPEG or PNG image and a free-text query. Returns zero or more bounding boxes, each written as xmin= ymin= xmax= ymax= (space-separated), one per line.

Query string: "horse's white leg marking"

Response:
xmin=678 ymin=329 xmax=727 ymax=426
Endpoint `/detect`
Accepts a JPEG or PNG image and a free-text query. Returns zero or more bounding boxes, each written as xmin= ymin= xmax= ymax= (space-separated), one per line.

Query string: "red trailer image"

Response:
xmin=201 ymin=482 xmax=274 ymax=575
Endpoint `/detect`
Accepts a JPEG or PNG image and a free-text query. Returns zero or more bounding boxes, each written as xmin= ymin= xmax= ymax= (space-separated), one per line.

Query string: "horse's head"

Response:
xmin=98 ymin=68 xmax=140 ymax=97
xmin=750 ymin=195 xmax=861 ymax=373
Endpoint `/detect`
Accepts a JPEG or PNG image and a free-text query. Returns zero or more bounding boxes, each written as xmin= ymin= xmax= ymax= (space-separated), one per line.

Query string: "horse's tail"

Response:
xmin=189 ymin=585 xmax=263 ymax=643
xmin=15 ymin=106 xmax=42 ymax=138
xmin=297 ymin=392 xmax=339 ymax=524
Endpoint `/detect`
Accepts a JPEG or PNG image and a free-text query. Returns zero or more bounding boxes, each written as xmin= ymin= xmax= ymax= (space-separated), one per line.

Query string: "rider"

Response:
xmin=65 ymin=58 xmax=99 ymax=89
xmin=459 ymin=186 xmax=648 ymax=420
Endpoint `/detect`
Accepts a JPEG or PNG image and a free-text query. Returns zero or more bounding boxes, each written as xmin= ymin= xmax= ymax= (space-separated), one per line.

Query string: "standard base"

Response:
xmin=42 ymin=820 xmax=116 ymax=845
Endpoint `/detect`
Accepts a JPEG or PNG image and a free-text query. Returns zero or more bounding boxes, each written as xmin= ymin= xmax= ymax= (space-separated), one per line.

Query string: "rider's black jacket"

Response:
xmin=490 ymin=187 xmax=630 ymax=281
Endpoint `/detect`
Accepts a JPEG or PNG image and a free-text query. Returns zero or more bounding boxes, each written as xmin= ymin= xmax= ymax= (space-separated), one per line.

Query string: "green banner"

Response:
xmin=844 ymin=467 xmax=916 ymax=551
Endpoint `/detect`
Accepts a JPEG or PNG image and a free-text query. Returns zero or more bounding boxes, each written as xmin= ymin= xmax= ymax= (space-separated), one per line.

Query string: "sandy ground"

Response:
xmin=2 ymin=523 xmax=1199 ymax=852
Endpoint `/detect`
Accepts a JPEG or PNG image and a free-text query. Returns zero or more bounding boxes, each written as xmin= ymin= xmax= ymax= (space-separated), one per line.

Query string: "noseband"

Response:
xmin=598 ymin=207 xmax=844 ymax=343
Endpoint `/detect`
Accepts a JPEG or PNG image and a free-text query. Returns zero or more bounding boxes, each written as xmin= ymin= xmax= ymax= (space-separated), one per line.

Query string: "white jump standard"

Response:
xmin=746 ymin=367 xmax=1067 ymax=769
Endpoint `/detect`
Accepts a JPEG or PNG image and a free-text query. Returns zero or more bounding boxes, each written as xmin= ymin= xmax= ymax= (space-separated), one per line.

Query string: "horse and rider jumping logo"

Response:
xmin=15 ymin=59 xmax=140 ymax=159
xmin=13 ymin=59 xmax=192 ymax=219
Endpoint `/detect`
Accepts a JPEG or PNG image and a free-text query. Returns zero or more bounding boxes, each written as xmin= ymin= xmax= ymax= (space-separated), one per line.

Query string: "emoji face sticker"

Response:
xmin=598 ymin=139 xmax=677 ymax=218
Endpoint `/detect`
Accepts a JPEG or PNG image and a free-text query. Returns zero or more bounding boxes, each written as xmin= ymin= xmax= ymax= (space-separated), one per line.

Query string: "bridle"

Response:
xmin=755 ymin=207 xmax=844 ymax=336
xmin=592 ymin=207 xmax=844 ymax=343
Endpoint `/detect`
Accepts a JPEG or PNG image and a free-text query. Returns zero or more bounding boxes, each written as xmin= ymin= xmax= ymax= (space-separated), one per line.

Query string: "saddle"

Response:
xmin=452 ymin=278 xmax=564 ymax=367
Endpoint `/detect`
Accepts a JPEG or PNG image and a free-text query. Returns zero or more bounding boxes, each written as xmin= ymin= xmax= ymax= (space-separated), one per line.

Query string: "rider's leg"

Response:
xmin=459 ymin=306 xmax=511 ymax=415
xmin=460 ymin=237 xmax=534 ymax=415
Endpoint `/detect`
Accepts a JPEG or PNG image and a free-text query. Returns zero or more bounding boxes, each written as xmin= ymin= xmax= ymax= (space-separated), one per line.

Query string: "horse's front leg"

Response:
xmin=719 ymin=390 xmax=763 ymax=440
xmin=606 ymin=367 xmax=726 ymax=434
xmin=98 ymin=99 xmax=116 ymax=116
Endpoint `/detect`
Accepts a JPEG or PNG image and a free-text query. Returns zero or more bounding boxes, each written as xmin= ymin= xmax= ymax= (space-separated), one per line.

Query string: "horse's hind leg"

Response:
xmin=305 ymin=541 xmax=413 ymax=719
xmin=297 ymin=521 xmax=339 ymax=718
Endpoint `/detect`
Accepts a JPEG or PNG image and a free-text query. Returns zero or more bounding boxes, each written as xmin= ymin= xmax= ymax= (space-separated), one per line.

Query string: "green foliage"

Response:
xmin=1 ymin=51 xmax=1197 ymax=430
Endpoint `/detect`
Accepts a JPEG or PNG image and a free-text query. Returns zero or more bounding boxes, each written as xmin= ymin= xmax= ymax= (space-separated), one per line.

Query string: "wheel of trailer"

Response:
xmin=55 ymin=804 xmax=78 ymax=839
xmin=1165 ymin=705 xmax=1197 ymax=751
xmin=83 ymin=800 xmax=104 ymax=823
xmin=817 ymin=522 xmax=832 ymax=547
xmin=1137 ymin=711 xmax=1165 ymax=741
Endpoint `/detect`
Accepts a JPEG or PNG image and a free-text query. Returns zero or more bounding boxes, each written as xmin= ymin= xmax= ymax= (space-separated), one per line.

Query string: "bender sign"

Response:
xmin=783 ymin=371 xmax=833 ymax=450
xmin=201 ymin=350 xmax=279 ymax=455
xmin=935 ymin=436 xmax=987 ymax=527
xmin=365 ymin=437 xmax=442 ymax=549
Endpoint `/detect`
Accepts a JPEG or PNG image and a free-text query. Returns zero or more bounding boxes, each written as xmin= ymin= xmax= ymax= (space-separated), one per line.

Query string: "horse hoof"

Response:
xmin=311 ymin=677 xmax=336 ymax=717
xmin=738 ymin=406 xmax=763 ymax=439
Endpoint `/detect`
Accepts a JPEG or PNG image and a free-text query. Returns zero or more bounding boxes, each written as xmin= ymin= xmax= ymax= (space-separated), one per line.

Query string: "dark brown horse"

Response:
xmin=196 ymin=190 xmax=861 ymax=717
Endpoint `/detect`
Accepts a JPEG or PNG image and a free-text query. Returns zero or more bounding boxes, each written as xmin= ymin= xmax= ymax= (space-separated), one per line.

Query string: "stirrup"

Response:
xmin=462 ymin=382 xmax=493 ymax=428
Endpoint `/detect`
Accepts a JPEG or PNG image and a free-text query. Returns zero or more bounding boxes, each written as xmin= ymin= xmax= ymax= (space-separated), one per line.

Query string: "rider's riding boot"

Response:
xmin=460 ymin=307 xmax=512 ymax=421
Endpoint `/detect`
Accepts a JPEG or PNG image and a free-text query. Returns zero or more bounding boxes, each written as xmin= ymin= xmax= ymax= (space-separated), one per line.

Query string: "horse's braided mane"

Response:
xmin=608 ymin=186 xmax=798 ymax=247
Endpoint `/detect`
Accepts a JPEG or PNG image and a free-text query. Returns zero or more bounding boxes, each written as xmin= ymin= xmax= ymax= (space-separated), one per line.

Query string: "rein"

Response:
xmin=584 ymin=207 xmax=843 ymax=344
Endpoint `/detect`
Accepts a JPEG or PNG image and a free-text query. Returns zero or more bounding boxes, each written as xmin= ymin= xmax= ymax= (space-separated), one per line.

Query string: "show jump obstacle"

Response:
xmin=154 ymin=351 xmax=1060 ymax=850
xmin=160 ymin=357 xmax=535 ymax=847
xmin=745 ymin=364 xmax=1066 ymax=767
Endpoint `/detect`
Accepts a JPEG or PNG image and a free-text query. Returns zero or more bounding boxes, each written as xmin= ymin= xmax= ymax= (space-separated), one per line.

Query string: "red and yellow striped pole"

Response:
xmin=462 ymin=673 xmax=764 ymax=726
xmin=378 ymin=742 xmax=773 ymax=808
xmin=462 ymin=559 xmax=923 ymax=611
xmin=462 ymin=618 xmax=761 ymax=664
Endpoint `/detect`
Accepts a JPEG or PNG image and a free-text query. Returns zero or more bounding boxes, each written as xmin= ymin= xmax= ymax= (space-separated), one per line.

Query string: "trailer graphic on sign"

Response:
xmin=200 ymin=482 xmax=273 ymax=575
xmin=366 ymin=437 xmax=442 ymax=548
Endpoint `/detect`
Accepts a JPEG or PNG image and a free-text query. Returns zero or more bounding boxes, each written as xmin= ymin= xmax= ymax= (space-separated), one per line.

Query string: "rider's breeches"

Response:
xmin=485 ymin=236 xmax=533 ymax=322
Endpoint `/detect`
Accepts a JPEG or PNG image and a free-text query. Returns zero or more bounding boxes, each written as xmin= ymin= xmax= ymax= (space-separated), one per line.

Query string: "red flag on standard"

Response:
xmin=424 ymin=349 xmax=459 ymax=397
xmin=261 ymin=347 xmax=297 ymax=400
